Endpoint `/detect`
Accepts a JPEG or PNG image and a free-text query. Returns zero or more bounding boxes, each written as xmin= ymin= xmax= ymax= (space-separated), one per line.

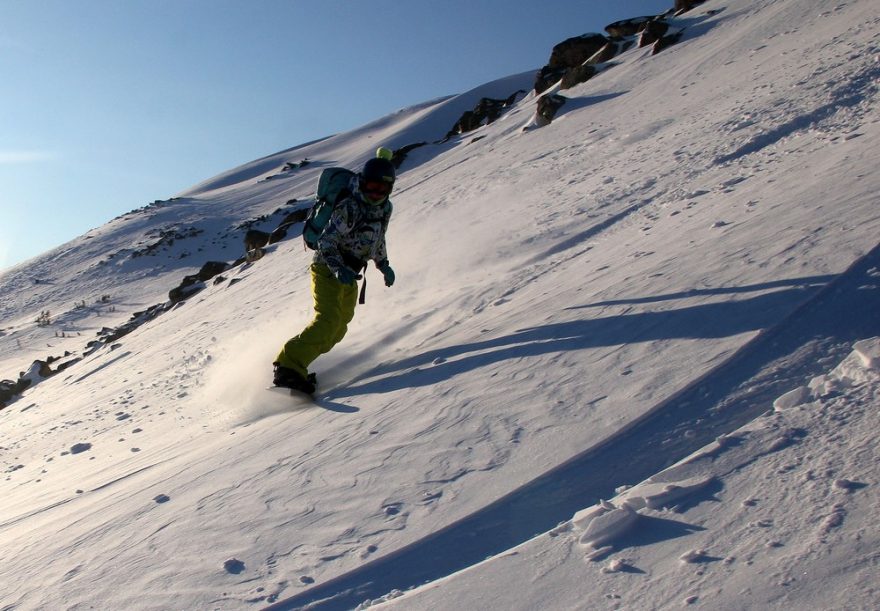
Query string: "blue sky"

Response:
xmin=0 ymin=0 xmax=672 ymax=271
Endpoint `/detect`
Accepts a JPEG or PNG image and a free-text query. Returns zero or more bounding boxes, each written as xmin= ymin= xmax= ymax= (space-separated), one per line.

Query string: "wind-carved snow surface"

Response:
xmin=373 ymin=339 xmax=879 ymax=610
xmin=574 ymin=339 xmax=879 ymax=556
xmin=0 ymin=0 xmax=879 ymax=609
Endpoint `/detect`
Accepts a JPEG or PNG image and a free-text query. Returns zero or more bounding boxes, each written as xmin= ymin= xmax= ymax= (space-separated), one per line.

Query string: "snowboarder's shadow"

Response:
xmin=316 ymin=398 xmax=359 ymax=413
xmin=336 ymin=277 xmax=834 ymax=397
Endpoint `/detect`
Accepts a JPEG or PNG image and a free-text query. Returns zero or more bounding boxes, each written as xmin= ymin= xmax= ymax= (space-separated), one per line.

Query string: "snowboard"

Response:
xmin=268 ymin=372 xmax=317 ymax=400
xmin=266 ymin=385 xmax=315 ymax=401
xmin=266 ymin=385 xmax=361 ymax=414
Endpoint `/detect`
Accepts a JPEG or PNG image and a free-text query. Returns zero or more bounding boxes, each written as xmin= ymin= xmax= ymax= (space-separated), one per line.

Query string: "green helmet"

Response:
xmin=360 ymin=157 xmax=395 ymax=184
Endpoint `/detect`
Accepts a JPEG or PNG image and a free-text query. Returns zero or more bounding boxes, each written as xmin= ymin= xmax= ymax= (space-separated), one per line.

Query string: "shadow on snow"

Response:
xmin=337 ymin=275 xmax=834 ymax=396
xmin=265 ymin=244 xmax=880 ymax=611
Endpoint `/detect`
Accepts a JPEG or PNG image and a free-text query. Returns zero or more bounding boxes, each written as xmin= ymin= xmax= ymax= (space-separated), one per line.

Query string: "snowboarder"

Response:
xmin=273 ymin=151 xmax=397 ymax=395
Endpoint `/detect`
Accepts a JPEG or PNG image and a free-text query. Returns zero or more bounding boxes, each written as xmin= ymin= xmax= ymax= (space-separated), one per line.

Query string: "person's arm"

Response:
xmin=373 ymin=202 xmax=394 ymax=286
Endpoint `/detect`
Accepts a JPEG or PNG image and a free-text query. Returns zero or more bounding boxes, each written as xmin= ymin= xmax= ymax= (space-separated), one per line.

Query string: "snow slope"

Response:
xmin=371 ymin=338 xmax=880 ymax=610
xmin=1 ymin=0 xmax=878 ymax=609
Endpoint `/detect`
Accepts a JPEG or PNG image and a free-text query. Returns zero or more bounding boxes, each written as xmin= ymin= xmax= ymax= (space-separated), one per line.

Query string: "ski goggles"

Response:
xmin=361 ymin=180 xmax=392 ymax=197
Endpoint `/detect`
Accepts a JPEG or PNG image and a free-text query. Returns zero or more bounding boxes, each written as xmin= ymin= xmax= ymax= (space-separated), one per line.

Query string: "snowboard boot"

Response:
xmin=273 ymin=362 xmax=316 ymax=395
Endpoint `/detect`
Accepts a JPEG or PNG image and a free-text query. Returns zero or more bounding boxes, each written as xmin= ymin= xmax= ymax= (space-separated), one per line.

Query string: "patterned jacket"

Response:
xmin=314 ymin=191 xmax=392 ymax=274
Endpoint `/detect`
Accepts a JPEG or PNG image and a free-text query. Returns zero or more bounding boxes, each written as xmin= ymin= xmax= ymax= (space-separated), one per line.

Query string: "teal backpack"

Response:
xmin=302 ymin=167 xmax=355 ymax=249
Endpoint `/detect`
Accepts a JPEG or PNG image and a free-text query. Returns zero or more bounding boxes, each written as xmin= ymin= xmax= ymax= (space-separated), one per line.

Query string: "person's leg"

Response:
xmin=275 ymin=264 xmax=355 ymax=377
xmin=330 ymin=278 xmax=359 ymax=345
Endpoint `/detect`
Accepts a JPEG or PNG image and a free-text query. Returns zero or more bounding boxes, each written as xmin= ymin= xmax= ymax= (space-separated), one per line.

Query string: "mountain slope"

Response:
xmin=1 ymin=0 xmax=878 ymax=609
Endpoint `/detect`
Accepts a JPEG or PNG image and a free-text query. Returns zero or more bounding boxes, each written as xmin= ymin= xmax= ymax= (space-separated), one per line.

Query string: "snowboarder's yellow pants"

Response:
xmin=276 ymin=263 xmax=359 ymax=377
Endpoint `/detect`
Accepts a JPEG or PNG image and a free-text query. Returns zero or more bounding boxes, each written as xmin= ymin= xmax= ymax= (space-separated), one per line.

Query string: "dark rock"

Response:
xmin=534 ymin=65 xmax=568 ymax=95
xmin=675 ymin=0 xmax=706 ymax=15
xmin=535 ymin=34 xmax=608 ymax=94
xmin=653 ymin=30 xmax=684 ymax=55
xmin=536 ymin=94 xmax=567 ymax=126
xmin=169 ymin=279 xmax=205 ymax=304
xmin=268 ymin=209 xmax=310 ymax=244
xmin=23 ymin=360 xmax=53 ymax=379
xmin=244 ymin=229 xmax=271 ymax=252
xmin=169 ymin=262 xmax=222 ymax=303
xmin=548 ymin=34 xmax=608 ymax=69
xmin=268 ymin=228 xmax=288 ymax=244
xmin=451 ymin=110 xmax=477 ymax=135
xmin=605 ymin=16 xmax=658 ymax=38
xmin=131 ymin=226 xmax=203 ymax=259
xmin=54 ymin=357 xmax=82 ymax=374
xmin=391 ymin=142 xmax=428 ymax=168
xmin=0 ymin=378 xmax=28 ymax=408
xmin=588 ymin=41 xmax=622 ymax=65
xmin=99 ymin=304 xmax=171 ymax=345
xmin=196 ymin=261 xmax=229 ymax=282
xmin=281 ymin=158 xmax=310 ymax=172
xmin=639 ymin=20 xmax=670 ymax=48
xmin=560 ymin=64 xmax=598 ymax=89
xmin=446 ymin=91 xmax=524 ymax=137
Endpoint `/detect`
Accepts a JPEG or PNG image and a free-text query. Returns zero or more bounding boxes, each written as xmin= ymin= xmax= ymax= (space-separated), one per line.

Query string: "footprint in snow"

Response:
xmin=383 ymin=503 xmax=403 ymax=517
xmin=360 ymin=545 xmax=379 ymax=559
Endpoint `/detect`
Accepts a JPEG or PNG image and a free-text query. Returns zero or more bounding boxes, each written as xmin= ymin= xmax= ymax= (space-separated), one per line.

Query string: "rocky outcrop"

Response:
xmin=131 ymin=226 xmax=203 ymax=259
xmin=537 ymin=6 xmax=699 ymax=97
xmin=638 ymin=20 xmax=671 ymax=48
xmin=549 ymin=34 xmax=609 ymax=69
xmin=551 ymin=37 xmax=639 ymax=92
xmin=530 ymin=5 xmax=704 ymax=129
xmin=446 ymin=91 xmax=526 ymax=138
xmin=560 ymin=64 xmax=598 ymax=90
xmin=653 ymin=30 xmax=685 ymax=55
xmin=1 ymin=377 xmax=30 ymax=408
xmin=675 ymin=0 xmax=707 ymax=15
xmin=390 ymin=143 xmax=428 ymax=168
xmin=268 ymin=208 xmax=310 ymax=244
xmin=262 ymin=158 xmax=312 ymax=182
xmin=244 ymin=229 xmax=271 ymax=253
xmin=535 ymin=34 xmax=608 ymax=94
xmin=1 ymin=358 xmax=68 ymax=408
xmin=91 ymin=304 xmax=170 ymax=349
xmin=605 ymin=16 xmax=660 ymax=38
xmin=168 ymin=261 xmax=230 ymax=305
xmin=536 ymin=94 xmax=567 ymax=127
xmin=603 ymin=15 xmax=673 ymax=49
